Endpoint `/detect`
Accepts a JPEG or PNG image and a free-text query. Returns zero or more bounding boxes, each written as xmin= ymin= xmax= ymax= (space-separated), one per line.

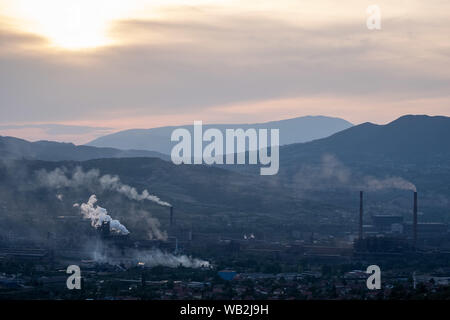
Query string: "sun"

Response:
xmin=1 ymin=0 xmax=226 ymax=50
xmin=1 ymin=0 xmax=145 ymax=50
xmin=33 ymin=2 xmax=112 ymax=50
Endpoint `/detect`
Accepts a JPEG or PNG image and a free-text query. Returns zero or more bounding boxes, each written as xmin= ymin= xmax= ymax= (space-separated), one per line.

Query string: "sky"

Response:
xmin=0 ymin=0 xmax=449 ymax=144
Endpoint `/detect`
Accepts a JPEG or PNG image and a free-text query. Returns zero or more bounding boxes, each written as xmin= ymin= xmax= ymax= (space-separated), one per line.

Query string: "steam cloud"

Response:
xmin=37 ymin=166 xmax=170 ymax=241
xmin=145 ymin=216 xmax=168 ymax=241
xmin=36 ymin=166 xmax=171 ymax=206
xmin=293 ymin=154 xmax=417 ymax=192
xmin=35 ymin=166 xmax=209 ymax=268
xmin=134 ymin=249 xmax=210 ymax=268
xmin=80 ymin=195 xmax=130 ymax=235
xmin=364 ymin=176 xmax=417 ymax=192
xmin=98 ymin=174 xmax=171 ymax=206
xmin=91 ymin=245 xmax=210 ymax=269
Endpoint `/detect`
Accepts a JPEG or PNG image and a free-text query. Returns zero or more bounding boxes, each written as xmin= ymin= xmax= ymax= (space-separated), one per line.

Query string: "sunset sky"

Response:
xmin=1 ymin=0 xmax=449 ymax=144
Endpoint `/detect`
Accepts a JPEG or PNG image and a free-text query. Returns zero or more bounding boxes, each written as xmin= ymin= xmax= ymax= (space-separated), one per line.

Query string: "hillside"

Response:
xmin=0 ymin=157 xmax=332 ymax=241
xmin=1 ymin=115 xmax=450 ymax=242
xmin=281 ymin=115 xmax=450 ymax=166
xmin=0 ymin=136 xmax=169 ymax=162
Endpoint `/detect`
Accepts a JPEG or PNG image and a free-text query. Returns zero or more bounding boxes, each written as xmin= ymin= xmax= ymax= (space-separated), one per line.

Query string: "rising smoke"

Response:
xmin=92 ymin=247 xmax=210 ymax=269
xmin=80 ymin=195 xmax=130 ymax=235
xmin=144 ymin=216 xmax=168 ymax=241
xmin=68 ymin=190 xmax=207 ymax=268
xmin=36 ymin=166 xmax=171 ymax=206
xmin=363 ymin=176 xmax=417 ymax=192
xmin=134 ymin=249 xmax=210 ymax=268
xmin=293 ymin=154 xmax=417 ymax=192
xmin=36 ymin=166 xmax=170 ymax=240
xmin=98 ymin=174 xmax=171 ymax=206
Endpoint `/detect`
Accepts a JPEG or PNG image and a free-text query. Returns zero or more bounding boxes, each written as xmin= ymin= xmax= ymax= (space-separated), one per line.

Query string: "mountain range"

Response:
xmin=86 ymin=116 xmax=353 ymax=154
xmin=2 ymin=115 xmax=449 ymax=173
xmin=281 ymin=114 xmax=450 ymax=166
xmin=1 ymin=114 xmax=450 ymax=239
xmin=273 ymin=115 xmax=450 ymax=190
xmin=0 ymin=136 xmax=169 ymax=162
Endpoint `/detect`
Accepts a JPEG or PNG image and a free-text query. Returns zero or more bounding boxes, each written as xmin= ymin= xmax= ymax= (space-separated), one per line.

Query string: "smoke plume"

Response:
xmin=363 ymin=176 xmax=417 ymax=192
xmin=133 ymin=249 xmax=210 ymax=268
xmin=36 ymin=166 xmax=171 ymax=206
xmin=80 ymin=195 xmax=130 ymax=235
xmin=145 ymin=216 xmax=168 ymax=241
xmin=92 ymin=246 xmax=210 ymax=269
xmin=98 ymin=174 xmax=171 ymax=206
xmin=293 ymin=154 xmax=417 ymax=192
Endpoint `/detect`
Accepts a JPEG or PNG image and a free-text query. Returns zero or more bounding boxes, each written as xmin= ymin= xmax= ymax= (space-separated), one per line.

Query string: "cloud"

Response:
xmin=0 ymin=1 xmax=449 ymax=127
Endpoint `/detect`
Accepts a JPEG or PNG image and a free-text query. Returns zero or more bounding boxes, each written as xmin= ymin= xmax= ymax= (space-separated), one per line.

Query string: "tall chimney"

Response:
xmin=100 ymin=221 xmax=110 ymax=238
xmin=170 ymin=206 xmax=174 ymax=227
xmin=413 ymin=191 xmax=418 ymax=247
xmin=359 ymin=191 xmax=363 ymax=240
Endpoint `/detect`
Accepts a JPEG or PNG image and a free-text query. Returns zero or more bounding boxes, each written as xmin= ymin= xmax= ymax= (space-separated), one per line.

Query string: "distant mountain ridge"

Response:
xmin=86 ymin=116 xmax=354 ymax=154
xmin=2 ymin=114 xmax=449 ymax=172
xmin=1 ymin=114 xmax=450 ymax=229
xmin=280 ymin=114 xmax=450 ymax=167
xmin=0 ymin=136 xmax=169 ymax=162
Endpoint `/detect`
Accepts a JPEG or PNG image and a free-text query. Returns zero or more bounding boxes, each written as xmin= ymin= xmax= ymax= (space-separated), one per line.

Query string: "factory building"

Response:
xmin=355 ymin=191 xmax=449 ymax=253
xmin=371 ymin=215 xmax=404 ymax=233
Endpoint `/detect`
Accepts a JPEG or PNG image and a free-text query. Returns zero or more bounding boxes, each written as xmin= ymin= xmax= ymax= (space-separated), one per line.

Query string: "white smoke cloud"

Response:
xmin=98 ymin=174 xmax=171 ymax=207
xmin=320 ymin=154 xmax=351 ymax=183
xmin=134 ymin=249 xmax=210 ymax=268
xmin=36 ymin=166 xmax=171 ymax=207
xmin=293 ymin=154 xmax=417 ymax=192
xmin=35 ymin=167 xmax=209 ymax=268
xmin=80 ymin=195 xmax=130 ymax=235
xmin=364 ymin=176 xmax=417 ymax=192
xmin=145 ymin=216 xmax=168 ymax=241
xmin=37 ymin=167 xmax=171 ymax=240
xmin=92 ymin=246 xmax=209 ymax=269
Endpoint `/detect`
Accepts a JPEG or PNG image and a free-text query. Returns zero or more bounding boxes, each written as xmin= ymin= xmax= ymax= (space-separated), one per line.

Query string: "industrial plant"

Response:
xmin=354 ymin=191 xmax=450 ymax=255
xmin=1 ymin=182 xmax=450 ymax=300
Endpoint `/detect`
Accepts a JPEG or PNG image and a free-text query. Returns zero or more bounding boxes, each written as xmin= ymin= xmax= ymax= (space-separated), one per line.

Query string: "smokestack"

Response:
xmin=359 ymin=191 xmax=363 ymax=240
xmin=170 ymin=206 xmax=174 ymax=227
xmin=100 ymin=221 xmax=110 ymax=238
xmin=141 ymin=272 xmax=146 ymax=287
xmin=413 ymin=191 xmax=418 ymax=247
